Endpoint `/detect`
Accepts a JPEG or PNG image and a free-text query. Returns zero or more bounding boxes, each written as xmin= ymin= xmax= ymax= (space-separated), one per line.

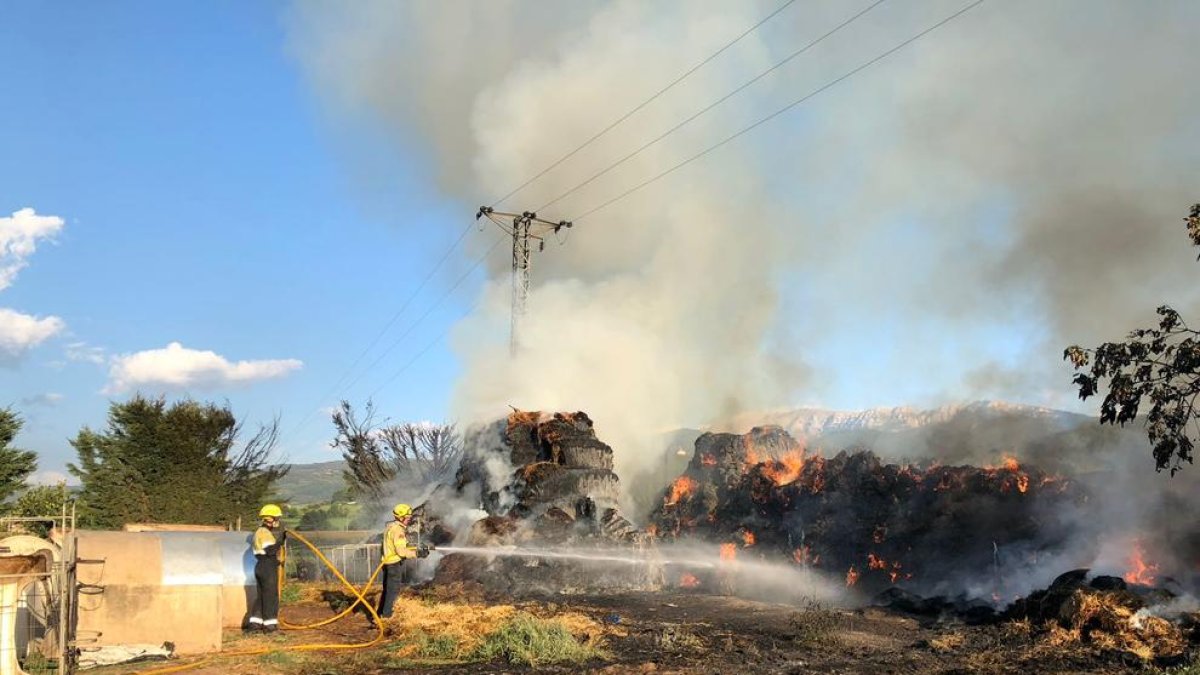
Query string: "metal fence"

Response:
xmin=286 ymin=543 xmax=382 ymax=585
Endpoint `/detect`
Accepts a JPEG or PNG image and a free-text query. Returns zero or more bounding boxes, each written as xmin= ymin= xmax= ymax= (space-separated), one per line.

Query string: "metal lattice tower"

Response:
xmin=477 ymin=207 xmax=572 ymax=355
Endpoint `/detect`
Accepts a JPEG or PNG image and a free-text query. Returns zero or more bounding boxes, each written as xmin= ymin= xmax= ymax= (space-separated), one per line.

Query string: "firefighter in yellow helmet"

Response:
xmin=375 ymin=502 xmax=429 ymax=620
xmin=248 ymin=504 xmax=285 ymax=632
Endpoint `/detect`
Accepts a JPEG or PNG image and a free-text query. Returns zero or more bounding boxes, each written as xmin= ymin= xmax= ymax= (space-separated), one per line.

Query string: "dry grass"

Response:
xmin=383 ymin=594 xmax=614 ymax=665
xmin=928 ymin=632 xmax=966 ymax=653
xmin=1003 ymin=617 xmax=1033 ymax=638
xmin=387 ymin=597 xmax=519 ymax=655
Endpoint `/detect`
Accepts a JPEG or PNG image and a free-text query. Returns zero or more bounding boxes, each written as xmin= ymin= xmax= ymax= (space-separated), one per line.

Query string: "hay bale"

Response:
xmin=1054 ymin=589 xmax=1187 ymax=662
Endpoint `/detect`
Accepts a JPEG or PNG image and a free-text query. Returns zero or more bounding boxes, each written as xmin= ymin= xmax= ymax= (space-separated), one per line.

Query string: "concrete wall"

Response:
xmin=75 ymin=531 xmax=255 ymax=655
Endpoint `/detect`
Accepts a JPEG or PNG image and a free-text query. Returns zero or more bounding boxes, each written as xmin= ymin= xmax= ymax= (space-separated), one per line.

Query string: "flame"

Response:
xmin=1003 ymin=456 xmax=1020 ymax=472
xmin=664 ymin=475 xmax=697 ymax=506
xmin=700 ymin=453 xmax=717 ymax=467
xmin=845 ymin=566 xmax=860 ymax=587
xmin=1124 ymin=540 xmax=1159 ymax=586
xmin=868 ymin=553 xmax=887 ymax=570
xmin=719 ymin=543 xmax=737 ymax=561
xmin=740 ymin=530 xmax=756 ymax=547
xmin=679 ymin=572 xmax=700 ymax=589
xmin=792 ymin=546 xmax=811 ymax=565
xmin=1015 ymin=474 xmax=1029 ymax=493
xmin=761 ymin=450 xmax=806 ymax=486
xmin=741 ymin=436 xmax=808 ymax=486
xmin=646 ymin=523 xmax=658 ymax=538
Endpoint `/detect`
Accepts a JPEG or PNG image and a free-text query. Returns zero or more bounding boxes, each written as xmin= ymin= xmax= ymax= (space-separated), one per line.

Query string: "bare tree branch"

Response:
xmin=331 ymin=400 xmax=395 ymax=504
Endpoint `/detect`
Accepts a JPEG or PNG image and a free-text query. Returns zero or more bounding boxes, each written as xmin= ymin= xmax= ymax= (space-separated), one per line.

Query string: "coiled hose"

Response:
xmin=136 ymin=530 xmax=387 ymax=674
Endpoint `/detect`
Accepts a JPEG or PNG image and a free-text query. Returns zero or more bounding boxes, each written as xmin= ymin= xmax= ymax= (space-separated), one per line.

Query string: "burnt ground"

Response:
xmin=94 ymin=588 xmax=1193 ymax=675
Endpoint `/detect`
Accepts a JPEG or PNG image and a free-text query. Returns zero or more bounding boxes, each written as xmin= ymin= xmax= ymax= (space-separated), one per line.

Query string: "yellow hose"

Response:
xmin=137 ymin=530 xmax=388 ymax=674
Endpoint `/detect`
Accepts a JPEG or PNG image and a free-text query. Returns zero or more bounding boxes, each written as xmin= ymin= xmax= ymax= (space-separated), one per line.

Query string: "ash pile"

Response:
xmin=429 ymin=410 xmax=656 ymax=595
xmin=648 ymin=426 xmax=1087 ymax=599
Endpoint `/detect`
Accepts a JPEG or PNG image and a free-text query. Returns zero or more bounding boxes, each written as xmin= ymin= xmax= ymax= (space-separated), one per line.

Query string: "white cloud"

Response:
xmin=29 ymin=471 xmax=75 ymax=487
xmin=19 ymin=393 xmax=64 ymax=407
xmin=104 ymin=341 xmax=303 ymax=394
xmin=0 ymin=308 xmax=65 ymax=365
xmin=0 ymin=208 xmax=63 ymax=291
xmin=0 ymin=207 xmax=67 ymax=365
xmin=65 ymin=341 xmax=106 ymax=365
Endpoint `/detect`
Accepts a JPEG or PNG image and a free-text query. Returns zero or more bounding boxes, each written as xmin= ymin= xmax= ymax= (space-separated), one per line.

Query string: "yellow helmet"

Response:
xmin=259 ymin=504 xmax=283 ymax=519
xmin=392 ymin=503 xmax=413 ymax=518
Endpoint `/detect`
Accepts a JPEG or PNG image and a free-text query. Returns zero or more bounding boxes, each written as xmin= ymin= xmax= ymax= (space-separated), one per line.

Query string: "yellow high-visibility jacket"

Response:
xmin=381 ymin=521 xmax=417 ymax=565
xmin=253 ymin=526 xmax=280 ymax=558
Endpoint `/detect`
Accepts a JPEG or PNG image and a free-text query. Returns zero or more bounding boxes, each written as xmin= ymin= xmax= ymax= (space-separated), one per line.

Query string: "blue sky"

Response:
xmin=1 ymin=1 xmax=483 ymax=478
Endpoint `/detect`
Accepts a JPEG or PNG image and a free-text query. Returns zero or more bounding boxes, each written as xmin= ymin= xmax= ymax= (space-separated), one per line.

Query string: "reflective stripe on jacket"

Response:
xmin=381 ymin=521 xmax=415 ymax=565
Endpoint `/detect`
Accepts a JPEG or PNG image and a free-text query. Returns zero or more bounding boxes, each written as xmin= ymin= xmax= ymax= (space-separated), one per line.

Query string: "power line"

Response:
xmin=572 ymin=0 xmax=987 ymax=223
xmin=535 ymin=0 xmax=890 ymax=213
xmin=366 ymin=296 xmax=485 ymax=401
xmin=309 ymin=221 xmax=475 ymax=403
xmin=337 ymin=235 xmax=506 ymax=397
xmin=280 ymin=232 xmax=502 ymax=445
xmin=488 ymin=0 xmax=799 ymax=209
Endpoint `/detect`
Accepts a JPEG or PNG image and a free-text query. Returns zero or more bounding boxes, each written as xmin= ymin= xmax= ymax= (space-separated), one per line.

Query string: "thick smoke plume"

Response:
xmin=289 ymin=0 xmax=1200 ymax=490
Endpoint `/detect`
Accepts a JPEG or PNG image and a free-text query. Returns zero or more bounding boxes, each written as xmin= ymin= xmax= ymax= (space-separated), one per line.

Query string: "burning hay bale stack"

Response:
xmin=650 ymin=426 xmax=1087 ymax=598
xmin=455 ymin=410 xmax=637 ymax=543
xmin=433 ymin=410 xmax=654 ymax=595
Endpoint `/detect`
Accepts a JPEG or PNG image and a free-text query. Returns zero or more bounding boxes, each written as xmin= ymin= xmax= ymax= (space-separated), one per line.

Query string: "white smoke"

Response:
xmin=289 ymin=0 xmax=1200 ymax=490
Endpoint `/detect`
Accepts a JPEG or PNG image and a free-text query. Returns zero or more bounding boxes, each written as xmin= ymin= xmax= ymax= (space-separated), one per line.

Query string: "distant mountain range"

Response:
xmin=728 ymin=400 xmax=1087 ymax=439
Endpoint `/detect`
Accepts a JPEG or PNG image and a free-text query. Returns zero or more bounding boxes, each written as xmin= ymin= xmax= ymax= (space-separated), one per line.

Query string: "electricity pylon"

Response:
xmin=476 ymin=207 xmax=572 ymax=355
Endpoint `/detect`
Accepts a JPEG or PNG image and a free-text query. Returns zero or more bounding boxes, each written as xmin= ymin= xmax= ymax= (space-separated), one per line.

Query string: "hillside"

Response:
xmin=274 ymin=459 xmax=346 ymax=505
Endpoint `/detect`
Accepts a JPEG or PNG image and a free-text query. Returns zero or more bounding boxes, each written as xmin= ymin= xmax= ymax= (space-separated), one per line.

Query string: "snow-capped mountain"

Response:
xmin=734 ymin=401 xmax=1086 ymax=440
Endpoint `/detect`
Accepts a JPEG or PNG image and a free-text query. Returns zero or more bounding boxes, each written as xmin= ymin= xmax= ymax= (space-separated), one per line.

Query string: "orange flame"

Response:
xmin=792 ymin=546 xmax=810 ymax=565
xmin=664 ymin=475 xmax=697 ymax=506
xmin=701 ymin=453 xmax=717 ymax=467
xmin=646 ymin=523 xmax=658 ymax=537
xmin=868 ymin=553 xmax=887 ymax=570
xmin=1003 ymin=456 xmax=1020 ymax=472
xmin=845 ymin=566 xmax=860 ymax=587
xmin=1124 ymin=540 xmax=1159 ymax=586
xmin=1016 ymin=474 xmax=1029 ymax=494
xmin=679 ymin=572 xmax=700 ymax=589
xmin=742 ymin=437 xmax=808 ymax=486
xmin=740 ymin=530 xmax=756 ymax=547
xmin=719 ymin=543 xmax=737 ymax=562
xmin=761 ymin=450 xmax=806 ymax=486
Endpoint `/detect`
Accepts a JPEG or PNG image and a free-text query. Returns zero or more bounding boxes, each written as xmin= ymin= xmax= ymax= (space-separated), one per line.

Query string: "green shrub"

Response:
xmin=471 ymin=614 xmax=604 ymax=666
xmin=280 ymin=583 xmax=303 ymax=604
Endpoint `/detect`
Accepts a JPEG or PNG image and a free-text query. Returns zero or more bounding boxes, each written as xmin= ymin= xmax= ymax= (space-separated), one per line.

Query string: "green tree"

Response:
xmin=68 ymin=396 xmax=286 ymax=529
xmin=297 ymin=507 xmax=331 ymax=531
xmin=9 ymin=484 xmax=71 ymax=536
xmin=1065 ymin=204 xmax=1200 ymax=475
xmin=0 ymin=409 xmax=37 ymax=503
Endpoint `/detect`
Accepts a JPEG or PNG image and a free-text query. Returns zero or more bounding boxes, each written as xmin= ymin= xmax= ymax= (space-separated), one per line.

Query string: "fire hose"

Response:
xmin=135 ymin=529 xmax=430 ymax=674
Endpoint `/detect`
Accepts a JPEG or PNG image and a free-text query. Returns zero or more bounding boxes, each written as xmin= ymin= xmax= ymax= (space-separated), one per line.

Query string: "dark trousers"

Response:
xmin=251 ymin=555 xmax=280 ymax=625
xmin=376 ymin=562 xmax=404 ymax=618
